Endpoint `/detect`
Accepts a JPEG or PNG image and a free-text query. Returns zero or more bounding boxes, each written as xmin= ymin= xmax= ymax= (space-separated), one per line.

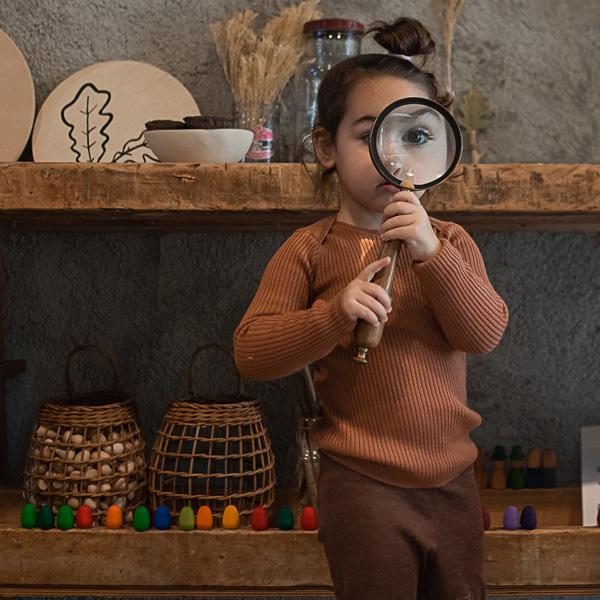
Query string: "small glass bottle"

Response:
xmin=235 ymin=101 xmax=275 ymax=163
xmin=292 ymin=19 xmax=365 ymax=161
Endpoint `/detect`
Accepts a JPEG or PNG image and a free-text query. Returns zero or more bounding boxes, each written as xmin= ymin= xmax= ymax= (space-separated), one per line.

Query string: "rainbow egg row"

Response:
xmin=21 ymin=503 xmax=318 ymax=532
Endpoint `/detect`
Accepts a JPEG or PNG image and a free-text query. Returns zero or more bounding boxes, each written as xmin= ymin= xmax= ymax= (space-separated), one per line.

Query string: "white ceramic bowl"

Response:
xmin=144 ymin=128 xmax=254 ymax=163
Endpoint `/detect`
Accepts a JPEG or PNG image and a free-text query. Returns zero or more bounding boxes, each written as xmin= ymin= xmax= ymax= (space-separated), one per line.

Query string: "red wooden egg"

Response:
xmin=300 ymin=506 xmax=318 ymax=531
xmin=251 ymin=506 xmax=269 ymax=531
xmin=76 ymin=505 xmax=94 ymax=529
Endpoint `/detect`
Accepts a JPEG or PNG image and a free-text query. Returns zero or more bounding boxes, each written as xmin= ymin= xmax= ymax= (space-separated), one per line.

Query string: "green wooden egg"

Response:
xmin=276 ymin=506 xmax=294 ymax=531
xmin=20 ymin=503 xmax=37 ymax=529
xmin=178 ymin=506 xmax=195 ymax=531
xmin=133 ymin=506 xmax=151 ymax=532
xmin=57 ymin=505 xmax=75 ymax=530
xmin=37 ymin=504 xmax=54 ymax=530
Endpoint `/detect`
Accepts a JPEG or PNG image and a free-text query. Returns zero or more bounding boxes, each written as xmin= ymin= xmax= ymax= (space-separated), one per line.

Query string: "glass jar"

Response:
xmin=292 ymin=19 xmax=365 ymax=160
xmin=235 ymin=101 xmax=275 ymax=163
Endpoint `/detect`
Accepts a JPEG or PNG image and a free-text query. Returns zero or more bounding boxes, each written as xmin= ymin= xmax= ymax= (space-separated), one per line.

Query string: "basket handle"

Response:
xmin=64 ymin=345 xmax=121 ymax=396
xmin=187 ymin=344 xmax=245 ymax=398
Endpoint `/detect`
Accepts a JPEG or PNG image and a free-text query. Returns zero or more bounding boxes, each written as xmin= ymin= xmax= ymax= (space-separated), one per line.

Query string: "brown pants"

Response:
xmin=317 ymin=452 xmax=485 ymax=600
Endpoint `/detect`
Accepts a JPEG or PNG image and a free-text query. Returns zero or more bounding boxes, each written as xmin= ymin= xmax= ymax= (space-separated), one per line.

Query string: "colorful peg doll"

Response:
xmin=525 ymin=447 xmax=542 ymax=488
xmin=507 ymin=445 xmax=525 ymax=489
xmin=474 ymin=447 xmax=487 ymax=489
xmin=490 ymin=445 xmax=507 ymax=490
xmin=541 ymin=448 xmax=557 ymax=488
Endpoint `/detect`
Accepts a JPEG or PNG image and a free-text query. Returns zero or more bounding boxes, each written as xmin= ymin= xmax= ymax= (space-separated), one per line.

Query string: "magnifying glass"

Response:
xmin=353 ymin=97 xmax=463 ymax=364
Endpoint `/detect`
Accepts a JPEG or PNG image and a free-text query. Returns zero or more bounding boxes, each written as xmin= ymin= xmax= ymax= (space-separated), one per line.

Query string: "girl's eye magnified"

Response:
xmin=402 ymin=127 xmax=433 ymax=145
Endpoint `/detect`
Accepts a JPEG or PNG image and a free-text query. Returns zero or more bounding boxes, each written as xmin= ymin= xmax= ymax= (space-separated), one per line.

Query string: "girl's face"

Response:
xmin=316 ymin=75 xmax=430 ymax=220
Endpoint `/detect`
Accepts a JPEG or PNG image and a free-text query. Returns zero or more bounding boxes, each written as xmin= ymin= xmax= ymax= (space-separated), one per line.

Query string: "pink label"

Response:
xmin=247 ymin=126 xmax=274 ymax=160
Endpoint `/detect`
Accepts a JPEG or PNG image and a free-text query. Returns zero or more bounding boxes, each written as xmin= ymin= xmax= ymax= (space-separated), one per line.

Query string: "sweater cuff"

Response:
xmin=325 ymin=292 xmax=357 ymax=336
xmin=411 ymin=237 xmax=463 ymax=284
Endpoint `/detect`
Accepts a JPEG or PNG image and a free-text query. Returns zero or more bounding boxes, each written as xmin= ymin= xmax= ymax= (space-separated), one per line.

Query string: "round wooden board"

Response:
xmin=32 ymin=60 xmax=200 ymax=163
xmin=0 ymin=28 xmax=36 ymax=161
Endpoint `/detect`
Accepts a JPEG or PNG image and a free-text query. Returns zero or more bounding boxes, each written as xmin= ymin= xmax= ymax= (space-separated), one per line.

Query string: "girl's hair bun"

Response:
xmin=368 ymin=17 xmax=436 ymax=59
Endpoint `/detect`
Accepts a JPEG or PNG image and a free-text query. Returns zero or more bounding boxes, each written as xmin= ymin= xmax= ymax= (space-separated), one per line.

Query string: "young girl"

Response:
xmin=234 ymin=16 xmax=508 ymax=600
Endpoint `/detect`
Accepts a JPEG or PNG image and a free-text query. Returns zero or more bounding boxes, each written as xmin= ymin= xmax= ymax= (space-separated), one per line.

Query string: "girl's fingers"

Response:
xmin=380 ymin=213 xmax=414 ymax=233
xmin=355 ymin=293 xmax=388 ymax=325
xmin=361 ymin=281 xmax=392 ymax=311
xmin=357 ymin=256 xmax=391 ymax=282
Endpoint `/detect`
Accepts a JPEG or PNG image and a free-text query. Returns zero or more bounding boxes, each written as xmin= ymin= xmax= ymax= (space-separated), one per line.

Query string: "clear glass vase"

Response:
xmin=235 ymin=102 xmax=275 ymax=163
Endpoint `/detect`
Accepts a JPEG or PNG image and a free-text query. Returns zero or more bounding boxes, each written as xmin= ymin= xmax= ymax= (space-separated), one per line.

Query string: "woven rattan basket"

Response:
xmin=23 ymin=345 xmax=147 ymax=525
xmin=148 ymin=344 xmax=276 ymax=524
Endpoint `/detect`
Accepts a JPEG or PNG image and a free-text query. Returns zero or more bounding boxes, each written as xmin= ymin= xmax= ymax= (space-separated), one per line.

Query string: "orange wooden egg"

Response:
xmin=106 ymin=505 xmax=123 ymax=529
xmin=196 ymin=505 xmax=213 ymax=530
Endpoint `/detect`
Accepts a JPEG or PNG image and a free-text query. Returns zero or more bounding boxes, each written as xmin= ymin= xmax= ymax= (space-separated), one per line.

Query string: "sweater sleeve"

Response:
xmin=233 ymin=229 xmax=356 ymax=381
xmin=412 ymin=222 xmax=509 ymax=353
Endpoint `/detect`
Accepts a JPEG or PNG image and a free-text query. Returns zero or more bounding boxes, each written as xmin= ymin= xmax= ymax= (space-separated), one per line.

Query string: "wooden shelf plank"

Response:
xmin=0 ymin=162 xmax=598 ymax=231
xmin=0 ymin=488 xmax=598 ymax=596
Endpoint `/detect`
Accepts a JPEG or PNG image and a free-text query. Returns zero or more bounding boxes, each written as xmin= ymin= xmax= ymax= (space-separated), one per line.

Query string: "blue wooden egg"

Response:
xmin=153 ymin=506 xmax=171 ymax=530
xmin=520 ymin=505 xmax=537 ymax=530
xmin=503 ymin=505 xmax=519 ymax=530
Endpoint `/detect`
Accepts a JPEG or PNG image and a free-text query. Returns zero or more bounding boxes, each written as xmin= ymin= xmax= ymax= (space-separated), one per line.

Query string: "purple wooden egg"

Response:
xmin=503 ymin=505 xmax=519 ymax=530
xmin=520 ymin=505 xmax=537 ymax=530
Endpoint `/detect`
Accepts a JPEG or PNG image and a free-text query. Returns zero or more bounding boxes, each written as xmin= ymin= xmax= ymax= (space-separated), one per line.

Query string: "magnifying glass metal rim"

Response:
xmin=368 ymin=96 xmax=463 ymax=191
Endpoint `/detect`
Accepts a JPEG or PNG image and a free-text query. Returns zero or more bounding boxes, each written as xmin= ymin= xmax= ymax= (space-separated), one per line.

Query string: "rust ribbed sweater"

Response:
xmin=234 ymin=215 xmax=508 ymax=488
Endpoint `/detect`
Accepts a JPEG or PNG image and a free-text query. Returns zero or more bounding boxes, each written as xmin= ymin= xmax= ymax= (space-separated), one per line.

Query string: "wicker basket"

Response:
xmin=148 ymin=344 xmax=276 ymax=524
xmin=23 ymin=345 xmax=147 ymax=525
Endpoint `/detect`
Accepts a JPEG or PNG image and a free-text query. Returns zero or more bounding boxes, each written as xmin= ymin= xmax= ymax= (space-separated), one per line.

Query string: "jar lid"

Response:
xmin=303 ymin=19 xmax=365 ymax=34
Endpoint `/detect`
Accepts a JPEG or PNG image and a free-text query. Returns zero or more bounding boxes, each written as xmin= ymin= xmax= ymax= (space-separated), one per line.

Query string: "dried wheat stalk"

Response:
xmin=210 ymin=1 xmax=321 ymax=126
xmin=441 ymin=0 xmax=465 ymax=93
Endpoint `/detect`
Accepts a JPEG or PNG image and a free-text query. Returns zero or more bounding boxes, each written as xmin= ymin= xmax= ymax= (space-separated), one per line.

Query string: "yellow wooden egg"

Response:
xmin=222 ymin=505 xmax=239 ymax=529
xmin=196 ymin=505 xmax=213 ymax=530
xmin=106 ymin=505 xmax=123 ymax=529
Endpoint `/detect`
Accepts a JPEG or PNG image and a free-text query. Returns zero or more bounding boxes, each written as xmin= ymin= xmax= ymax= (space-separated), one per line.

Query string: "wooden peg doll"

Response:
xmin=474 ymin=446 xmax=488 ymax=489
xmin=541 ymin=448 xmax=557 ymax=488
xmin=490 ymin=445 xmax=507 ymax=490
xmin=525 ymin=447 xmax=542 ymax=488
xmin=507 ymin=445 xmax=525 ymax=489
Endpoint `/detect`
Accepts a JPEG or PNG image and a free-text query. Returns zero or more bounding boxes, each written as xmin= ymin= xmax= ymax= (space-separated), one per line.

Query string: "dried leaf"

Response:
xmin=457 ymin=88 xmax=491 ymax=131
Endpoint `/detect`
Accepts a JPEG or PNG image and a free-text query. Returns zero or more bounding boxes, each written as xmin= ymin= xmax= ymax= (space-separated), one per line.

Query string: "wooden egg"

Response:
xmin=178 ymin=506 xmax=195 ymax=531
xmin=196 ymin=506 xmax=214 ymax=530
xmin=106 ymin=505 xmax=123 ymax=529
xmin=276 ymin=506 xmax=294 ymax=531
xmin=57 ymin=505 xmax=74 ymax=530
xmin=300 ymin=506 xmax=318 ymax=531
xmin=482 ymin=506 xmax=491 ymax=530
xmin=222 ymin=505 xmax=240 ymax=530
xmin=20 ymin=503 xmax=37 ymax=529
xmin=503 ymin=506 xmax=519 ymax=530
xmin=520 ymin=505 xmax=537 ymax=530
xmin=37 ymin=505 xmax=54 ymax=530
xmin=76 ymin=505 xmax=94 ymax=529
xmin=251 ymin=506 xmax=269 ymax=531
xmin=153 ymin=506 xmax=171 ymax=530
xmin=133 ymin=506 xmax=151 ymax=532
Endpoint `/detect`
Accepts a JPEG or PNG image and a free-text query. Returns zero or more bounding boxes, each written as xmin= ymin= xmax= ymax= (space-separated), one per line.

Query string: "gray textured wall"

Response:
xmin=0 ymin=1 xmax=599 ymax=598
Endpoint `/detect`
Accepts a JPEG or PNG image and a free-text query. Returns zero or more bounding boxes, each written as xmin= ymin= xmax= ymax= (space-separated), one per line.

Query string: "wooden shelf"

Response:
xmin=0 ymin=487 xmax=598 ymax=597
xmin=0 ymin=162 xmax=599 ymax=232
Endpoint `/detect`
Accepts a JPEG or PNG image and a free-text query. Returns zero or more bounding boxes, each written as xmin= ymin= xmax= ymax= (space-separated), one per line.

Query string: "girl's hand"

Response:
xmin=340 ymin=257 xmax=393 ymax=327
xmin=380 ymin=191 xmax=441 ymax=262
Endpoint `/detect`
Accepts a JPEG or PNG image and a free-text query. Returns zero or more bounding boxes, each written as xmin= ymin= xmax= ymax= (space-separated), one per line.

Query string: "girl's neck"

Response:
xmin=335 ymin=192 xmax=383 ymax=232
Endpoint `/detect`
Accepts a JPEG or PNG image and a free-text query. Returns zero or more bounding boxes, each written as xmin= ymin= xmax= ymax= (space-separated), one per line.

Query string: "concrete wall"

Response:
xmin=0 ymin=1 xmax=599 ymax=598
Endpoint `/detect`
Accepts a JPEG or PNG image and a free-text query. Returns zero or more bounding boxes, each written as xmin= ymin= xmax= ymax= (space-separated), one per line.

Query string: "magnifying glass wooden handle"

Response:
xmin=353 ymin=238 xmax=401 ymax=364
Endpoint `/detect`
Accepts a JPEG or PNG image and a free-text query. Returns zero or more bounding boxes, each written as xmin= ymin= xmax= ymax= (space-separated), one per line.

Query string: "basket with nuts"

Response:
xmin=23 ymin=345 xmax=147 ymax=525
